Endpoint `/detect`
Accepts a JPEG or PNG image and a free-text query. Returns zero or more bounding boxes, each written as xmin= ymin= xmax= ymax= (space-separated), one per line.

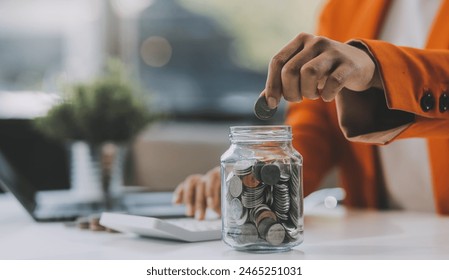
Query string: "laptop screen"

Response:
xmin=0 ymin=150 xmax=37 ymax=213
xmin=0 ymin=118 xmax=70 ymax=193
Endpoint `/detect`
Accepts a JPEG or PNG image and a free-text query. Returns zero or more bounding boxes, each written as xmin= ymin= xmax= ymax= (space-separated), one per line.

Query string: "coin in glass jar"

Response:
xmin=228 ymin=175 xmax=243 ymax=197
xmin=265 ymin=223 xmax=286 ymax=245
xmin=260 ymin=163 xmax=281 ymax=185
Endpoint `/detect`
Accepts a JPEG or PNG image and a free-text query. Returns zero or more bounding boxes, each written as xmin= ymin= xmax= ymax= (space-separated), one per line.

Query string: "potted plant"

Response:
xmin=34 ymin=60 xmax=158 ymax=205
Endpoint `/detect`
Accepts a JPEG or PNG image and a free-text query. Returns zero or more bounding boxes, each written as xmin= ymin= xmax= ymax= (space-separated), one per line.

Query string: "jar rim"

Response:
xmin=229 ymin=125 xmax=292 ymax=142
xmin=230 ymin=125 xmax=291 ymax=130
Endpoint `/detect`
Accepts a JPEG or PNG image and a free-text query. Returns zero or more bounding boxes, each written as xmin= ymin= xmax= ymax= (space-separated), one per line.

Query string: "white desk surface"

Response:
xmin=1 ymin=193 xmax=448 ymax=260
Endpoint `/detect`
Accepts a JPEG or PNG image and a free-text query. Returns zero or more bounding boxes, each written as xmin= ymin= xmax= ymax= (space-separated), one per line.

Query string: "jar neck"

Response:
xmin=229 ymin=125 xmax=292 ymax=144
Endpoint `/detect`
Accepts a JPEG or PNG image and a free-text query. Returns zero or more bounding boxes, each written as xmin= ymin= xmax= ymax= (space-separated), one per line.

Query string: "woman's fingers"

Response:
xmin=265 ymin=33 xmax=311 ymax=108
xmin=299 ymin=52 xmax=335 ymax=100
xmin=262 ymin=33 xmax=378 ymax=103
xmin=172 ymin=183 xmax=184 ymax=204
xmin=194 ymin=179 xmax=207 ymax=220
xmin=174 ymin=167 xmax=222 ymax=219
xmin=205 ymin=167 xmax=221 ymax=215
xmin=281 ymin=43 xmax=319 ymax=102
xmin=182 ymin=175 xmax=200 ymax=217
xmin=321 ymin=64 xmax=352 ymax=102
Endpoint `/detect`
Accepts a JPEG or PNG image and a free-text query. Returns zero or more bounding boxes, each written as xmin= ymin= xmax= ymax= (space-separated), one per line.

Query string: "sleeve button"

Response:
xmin=420 ymin=91 xmax=435 ymax=112
xmin=439 ymin=92 xmax=449 ymax=112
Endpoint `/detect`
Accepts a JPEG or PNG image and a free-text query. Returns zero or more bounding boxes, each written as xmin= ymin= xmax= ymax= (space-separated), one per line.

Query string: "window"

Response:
xmin=0 ymin=0 xmax=323 ymax=122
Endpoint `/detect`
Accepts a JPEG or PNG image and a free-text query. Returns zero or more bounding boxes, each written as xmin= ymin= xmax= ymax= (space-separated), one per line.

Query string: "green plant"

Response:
xmin=34 ymin=61 xmax=157 ymax=144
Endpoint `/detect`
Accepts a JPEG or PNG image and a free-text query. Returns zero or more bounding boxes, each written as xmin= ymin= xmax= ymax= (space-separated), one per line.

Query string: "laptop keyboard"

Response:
xmin=35 ymin=202 xmax=105 ymax=220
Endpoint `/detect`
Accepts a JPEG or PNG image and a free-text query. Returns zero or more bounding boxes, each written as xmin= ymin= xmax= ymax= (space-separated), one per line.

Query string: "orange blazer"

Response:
xmin=285 ymin=0 xmax=449 ymax=214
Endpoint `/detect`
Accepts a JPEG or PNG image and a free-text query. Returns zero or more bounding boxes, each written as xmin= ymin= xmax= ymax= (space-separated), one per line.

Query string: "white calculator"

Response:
xmin=99 ymin=212 xmax=222 ymax=242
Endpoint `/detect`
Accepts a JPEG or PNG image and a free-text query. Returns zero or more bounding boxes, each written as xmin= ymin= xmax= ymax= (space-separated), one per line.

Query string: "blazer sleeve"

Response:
xmin=338 ymin=39 xmax=449 ymax=144
xmin=285 ymin=100 xmax=342 ymax=196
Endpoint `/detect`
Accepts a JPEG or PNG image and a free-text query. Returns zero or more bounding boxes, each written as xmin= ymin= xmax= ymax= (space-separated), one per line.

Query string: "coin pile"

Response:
xmin=74 ymin=214 xmax=118 ymax=233
xmin=224 ymin=159 xmax=302 ymax=246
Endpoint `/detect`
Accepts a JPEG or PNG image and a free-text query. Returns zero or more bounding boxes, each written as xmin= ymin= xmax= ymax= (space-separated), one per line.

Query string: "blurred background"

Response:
xmin=0 ymin=0 xmax=325 ymax=193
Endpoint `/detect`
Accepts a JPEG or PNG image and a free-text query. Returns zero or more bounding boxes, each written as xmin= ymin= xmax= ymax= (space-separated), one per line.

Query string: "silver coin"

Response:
xmin=279 ymin=162 xmax=291 ymax=182
xmin=252 ymin=161 xmax=264 ymax=181
xmin=265 ymin=186 xmax=274 ymax=206
xmin=273 ymin=184 xmax=290 ymax=214
xmin=255 ymin=210 xmax=278 ymax=230
xmin=241 ymin=184 xmax=266 ymax=208
xmin=254 ymin=95 xmax=277 ymax=120
xmin=228 ymin=175 xmax=243 ymax=197
xmin=289 ymin=163 xmax=300 ymax=197
xmin=280 ymin=174 xmax=290 ymax=182
xmin=260 ymin=163 xmax=281 ymax=185
xmin=257 ymin=217 xmax=276 ymax=237
xmin=265 ymin=223 xmax=286 ymax=245
xmin=236 ymin=208 xmax=249 ymax=226
xmin=289 ymin=195 xmax=302 ymax=225
xmin=225 ymin=189 xmax=233 ymax=202
xmin=234 ymin=160 xmax=253 ymax=176
xmin=230 ymin=198 xmax=244 ymax=220
xmin=251 ymin=204 xmax=271 ymax=219
xmin=274 ymin=210 xmax=289 ymax=221
xmin=281 ymin=222 xmax=300 ymax=241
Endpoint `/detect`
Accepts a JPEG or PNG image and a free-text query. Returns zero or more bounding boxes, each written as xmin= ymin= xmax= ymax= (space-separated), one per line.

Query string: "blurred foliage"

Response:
xmin=34 ymin=60 xmax=158 ymax=144
xmin=179 ymin=0 xmax=325 ymax=72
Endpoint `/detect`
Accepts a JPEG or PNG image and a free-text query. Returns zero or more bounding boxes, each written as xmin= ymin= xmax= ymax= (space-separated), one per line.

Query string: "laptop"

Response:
xmin=0 ymin=150 xmax=186 ymax=222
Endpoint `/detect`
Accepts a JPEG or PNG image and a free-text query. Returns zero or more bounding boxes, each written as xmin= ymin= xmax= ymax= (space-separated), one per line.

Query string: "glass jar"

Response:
xmin=220 ymin=125 xmax=303 ymax=252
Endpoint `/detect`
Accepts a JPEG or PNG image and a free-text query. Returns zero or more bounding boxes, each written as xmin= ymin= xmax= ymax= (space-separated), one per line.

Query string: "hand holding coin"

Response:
xmin=262 ymin=32 xmax=381 ymax=108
